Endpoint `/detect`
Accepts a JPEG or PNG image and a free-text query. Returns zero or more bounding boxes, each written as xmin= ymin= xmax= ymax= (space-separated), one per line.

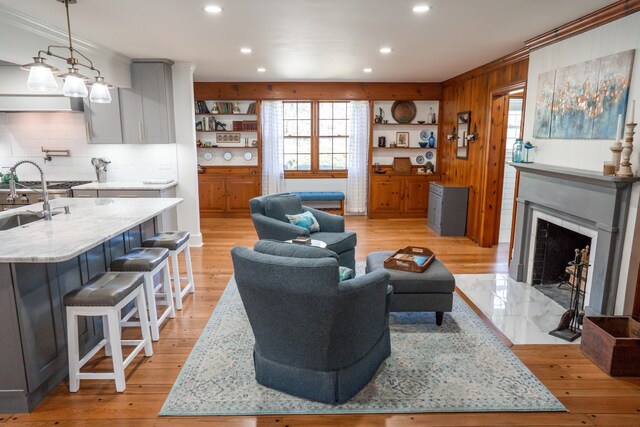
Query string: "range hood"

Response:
xmin=0 ymin=95 xmax=83 ymax=112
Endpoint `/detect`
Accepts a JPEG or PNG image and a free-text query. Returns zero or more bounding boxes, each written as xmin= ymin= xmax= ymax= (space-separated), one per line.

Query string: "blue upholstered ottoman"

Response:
xmin=365 ymin=251 xmax=455 ymax=325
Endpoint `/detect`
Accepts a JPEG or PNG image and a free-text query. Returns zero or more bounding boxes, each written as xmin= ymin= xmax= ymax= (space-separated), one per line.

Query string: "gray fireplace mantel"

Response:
xmin=509 ymin=162 xmax=639 ymax=315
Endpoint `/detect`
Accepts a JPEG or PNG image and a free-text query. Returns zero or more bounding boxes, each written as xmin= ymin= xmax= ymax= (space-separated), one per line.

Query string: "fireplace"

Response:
xmin=530 ymin=217 xmax=593 ymax=308
xmin=509 ymin=163 xmax=639 ymax=315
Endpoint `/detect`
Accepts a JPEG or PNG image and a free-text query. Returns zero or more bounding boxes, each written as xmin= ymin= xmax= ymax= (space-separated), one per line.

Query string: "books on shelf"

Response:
xmin=195 ymin=100 xmax=210 ymax=114
xmin=196 ymin=116 xmax=215 ymax=131
xmin=195 ymin=100 xmax=257 ymax=115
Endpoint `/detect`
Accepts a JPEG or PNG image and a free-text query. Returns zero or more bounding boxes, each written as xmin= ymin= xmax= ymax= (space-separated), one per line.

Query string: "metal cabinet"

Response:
xmin=119 ymin=60 xmax=176 ymax=144
xmin=83 ymin=89 xmax=124 ymax=144
xmin=428 ymin=183 xmax=468 ymax=236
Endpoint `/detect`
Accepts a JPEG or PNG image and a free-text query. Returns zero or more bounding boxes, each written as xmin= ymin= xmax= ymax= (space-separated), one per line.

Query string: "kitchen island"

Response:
xmin=0 ymin=197 xmax=182 ymax=413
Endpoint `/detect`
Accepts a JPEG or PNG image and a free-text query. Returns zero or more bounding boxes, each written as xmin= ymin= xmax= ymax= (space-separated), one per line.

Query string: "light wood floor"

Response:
xmin=3 ymin=217 xmax=640 ymax=426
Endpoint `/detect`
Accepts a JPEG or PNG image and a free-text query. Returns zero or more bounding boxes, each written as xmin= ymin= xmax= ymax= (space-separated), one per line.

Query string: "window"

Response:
xmin=283 ymin=102 xmax=312 ymax=171
xmin=283 ymin=101 xmax=350 ymax=176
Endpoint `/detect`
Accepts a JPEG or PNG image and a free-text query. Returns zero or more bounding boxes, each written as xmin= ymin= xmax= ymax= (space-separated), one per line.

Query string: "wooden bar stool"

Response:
xmin=142 ymin=231 xmax=195 ymax=310
xmin=64 ymin=272 xmax=153 ymax=393
xmin=110 ymin=247 xmax=175 ymax=341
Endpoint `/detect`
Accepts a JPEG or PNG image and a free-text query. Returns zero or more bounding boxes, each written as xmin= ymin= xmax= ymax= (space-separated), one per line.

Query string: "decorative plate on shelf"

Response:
xmin=426 ymin=151 xmax=434 ymax=160
xmin=416 ymin=155 xmax=425 ymax=164
xmin=391 ymin=100 xmax=417 ymax=123
xmin=223 ymin=152 xmax=233 ymax=161
xmin=420 ymin=129 xmax=429 ymax=140
xmin=244 ymin=152 xmax=253 ymax=161
xmin=203 ymin=152 xmax=213 ymax=161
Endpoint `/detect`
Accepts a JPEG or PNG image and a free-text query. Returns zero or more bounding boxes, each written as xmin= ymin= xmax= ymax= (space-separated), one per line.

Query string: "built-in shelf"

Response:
xmin=196 ymin=130 xmax=258 ymax=133
xmin=195 ymin=113 xmax=257 ymax=116
xmin=373 ymin=123 xmax=438 ymax=126
xmin=372 ymin=146 xmax=437 ymax=150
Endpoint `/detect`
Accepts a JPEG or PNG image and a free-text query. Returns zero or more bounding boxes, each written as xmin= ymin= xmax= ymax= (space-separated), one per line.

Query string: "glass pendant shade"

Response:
xmin=62 ymin=74 xmax=88 ymax=98
xmin=89 ymin=81 xmax=112 ymax=104
xmin=26 ymin=65 xmax=58 ymax=92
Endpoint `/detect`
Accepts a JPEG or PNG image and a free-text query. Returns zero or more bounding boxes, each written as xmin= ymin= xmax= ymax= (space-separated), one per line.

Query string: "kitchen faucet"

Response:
xmin=7 ymin=160 xmax=56 ymax=220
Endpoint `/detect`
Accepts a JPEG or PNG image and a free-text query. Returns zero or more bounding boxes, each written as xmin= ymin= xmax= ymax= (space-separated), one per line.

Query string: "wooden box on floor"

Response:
xmin=581 ymin=316 xmax=640 ymax=376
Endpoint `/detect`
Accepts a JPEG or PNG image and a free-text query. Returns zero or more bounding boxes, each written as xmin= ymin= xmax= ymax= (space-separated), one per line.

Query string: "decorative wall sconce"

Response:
xmin=466 ymin=124 xmax=479 ymax=142
xmin=446 ymin=126 xmax=457 ymax=142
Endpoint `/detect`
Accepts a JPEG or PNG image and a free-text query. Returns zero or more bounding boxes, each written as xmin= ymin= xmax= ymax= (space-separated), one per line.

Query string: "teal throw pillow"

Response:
xmin=339 ymin=266 xmax=354 ymax=282
xmin=285 ymin=211 xmax=320 ymax=232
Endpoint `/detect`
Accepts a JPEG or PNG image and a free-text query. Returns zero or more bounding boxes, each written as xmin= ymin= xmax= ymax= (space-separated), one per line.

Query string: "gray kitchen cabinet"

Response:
xmin=72 ymin=189 xmax=98 ymax=198
xmin=119 ymin=59 xmax=176 ymax=144
xmin=0 ymin=220 xmax=157 ymax=413
xmin=428 ymin=183 xmax=469 ymax=236
xmin=83 ymin=89 xmax=123 ymax=144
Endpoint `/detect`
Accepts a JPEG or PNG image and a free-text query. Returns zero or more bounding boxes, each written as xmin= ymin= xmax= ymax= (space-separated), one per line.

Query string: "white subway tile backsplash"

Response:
xmin=0 ymin=112 xmax=178 ymax=182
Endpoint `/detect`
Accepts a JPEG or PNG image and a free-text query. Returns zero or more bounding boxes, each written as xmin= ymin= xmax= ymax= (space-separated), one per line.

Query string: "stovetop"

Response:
xmin=0 ymin=181 xmax=91 ymax=191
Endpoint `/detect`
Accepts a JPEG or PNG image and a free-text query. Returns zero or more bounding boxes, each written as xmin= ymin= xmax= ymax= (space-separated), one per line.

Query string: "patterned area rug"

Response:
xmin=160 ymin=268 xmax=565 ymax=416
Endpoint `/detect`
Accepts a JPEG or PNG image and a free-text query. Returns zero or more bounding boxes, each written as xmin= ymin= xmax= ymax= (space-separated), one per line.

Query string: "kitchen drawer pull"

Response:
xmin=85 ymin=122 xmax=91 ymax=142
xmin=74 ymin=195 xmax=93 ymax=198
xmin=117 ymin=195 xmax=139 ymax=198
xmin=138 ymin=123 xmax=144 ymax=142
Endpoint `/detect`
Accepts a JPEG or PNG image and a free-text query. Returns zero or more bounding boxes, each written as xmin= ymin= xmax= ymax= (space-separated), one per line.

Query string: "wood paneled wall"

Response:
xmin=194 ymin=82 xmax=441 ymax=101
xmin=438 ymin=59 xmax=529 ymax=246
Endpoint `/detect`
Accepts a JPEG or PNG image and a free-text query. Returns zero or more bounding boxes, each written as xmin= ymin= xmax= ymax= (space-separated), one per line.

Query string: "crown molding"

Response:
xmin=444 ymin=0 xmax=640 ymax=85
xmin=0 ymin=3 xmax=130 ymax=67
xmin=525 ymin=0 xmax=640 ymax=52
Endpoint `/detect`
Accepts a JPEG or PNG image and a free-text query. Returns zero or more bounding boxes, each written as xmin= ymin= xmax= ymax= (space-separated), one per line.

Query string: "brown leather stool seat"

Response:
xmin=64 ymin=272 xmax=144 ymax=307
xmin=142 ymin=231 xmax=190 ymax=251
xmin=110 ymin=247 xmax=169 ymax=272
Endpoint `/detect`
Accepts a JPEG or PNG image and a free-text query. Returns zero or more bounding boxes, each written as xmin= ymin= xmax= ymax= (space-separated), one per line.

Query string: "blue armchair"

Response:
xmin=230 ymin=240 xmax=392 ymax=404
xmin=249 ymin=193 xmax=357 ymax=270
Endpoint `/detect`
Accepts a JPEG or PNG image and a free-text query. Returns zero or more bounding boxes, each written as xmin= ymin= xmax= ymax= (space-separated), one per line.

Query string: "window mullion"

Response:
xmin=311 ymin=101 xmax=319 ymax=172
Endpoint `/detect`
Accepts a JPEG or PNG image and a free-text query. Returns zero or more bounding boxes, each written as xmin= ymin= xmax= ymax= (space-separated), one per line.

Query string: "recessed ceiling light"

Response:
xmin=363 ymin=68 xmax=373 ymax=73
xmin=240 ymin=47 xmax=252 ymax=54
xmin=412 ymin=5 xmax=430 ymax=13
xmin=380 ymin=47 xmax=392 ymax=54
xmin=204 ymin=5 xmax=223 ymax=14
xmin=257 ymin=67 xmax=266 ymax=73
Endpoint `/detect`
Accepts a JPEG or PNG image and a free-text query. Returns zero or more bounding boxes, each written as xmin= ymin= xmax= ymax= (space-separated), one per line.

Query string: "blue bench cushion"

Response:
xmin=291 ymin=192 xmax=345 ymax=201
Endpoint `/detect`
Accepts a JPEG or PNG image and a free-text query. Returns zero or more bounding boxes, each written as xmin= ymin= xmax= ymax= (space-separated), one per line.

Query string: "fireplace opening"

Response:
xmin=532 ymin=219 xmax=592 ymax=309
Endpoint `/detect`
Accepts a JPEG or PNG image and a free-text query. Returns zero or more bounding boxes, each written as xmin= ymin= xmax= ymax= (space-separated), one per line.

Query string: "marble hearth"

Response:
xmin=509 ymin=163 xmax=639 ymax=315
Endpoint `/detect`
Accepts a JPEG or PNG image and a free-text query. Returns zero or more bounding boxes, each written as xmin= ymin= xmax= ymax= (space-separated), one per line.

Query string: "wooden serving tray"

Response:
xmin=384 ymin=246 xmax=435 ymax=273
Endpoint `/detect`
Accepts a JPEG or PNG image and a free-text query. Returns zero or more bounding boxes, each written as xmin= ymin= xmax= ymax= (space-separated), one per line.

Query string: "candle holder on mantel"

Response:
xmin=609 ymin=140 xmax=623 ymax=174
xmin=617 ymin=121 xmax=636 ymax=177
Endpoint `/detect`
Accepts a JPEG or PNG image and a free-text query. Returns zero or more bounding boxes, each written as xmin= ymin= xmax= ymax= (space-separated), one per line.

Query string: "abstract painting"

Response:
xmin=592 ymin=51 xmax=635 ymax=139
xmin=550 ymin=58 xmax=600 ymax=139
xmin=532 ymin=49 xmax=635 ymax=140
xmin=533 ymin=71 xmax=556 ymax=138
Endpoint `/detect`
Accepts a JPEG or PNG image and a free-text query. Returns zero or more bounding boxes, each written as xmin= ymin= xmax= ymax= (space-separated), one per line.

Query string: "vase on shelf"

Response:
xmin=512 ymin=139 xmax=524 ymax=163
xmin=428 ymin=132 xmax=436 ymax=148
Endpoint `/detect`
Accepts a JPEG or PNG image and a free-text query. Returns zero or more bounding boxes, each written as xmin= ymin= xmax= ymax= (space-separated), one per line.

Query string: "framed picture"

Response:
xmin=396 ymin=132 xmax=409 ymax=147
xmin=216 ymin=133 xmax=241 ymax=143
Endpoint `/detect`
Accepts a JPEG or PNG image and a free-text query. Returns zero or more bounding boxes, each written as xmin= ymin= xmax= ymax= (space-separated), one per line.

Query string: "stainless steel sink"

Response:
xmin=0 ymin=212 xmax=45 ymax=231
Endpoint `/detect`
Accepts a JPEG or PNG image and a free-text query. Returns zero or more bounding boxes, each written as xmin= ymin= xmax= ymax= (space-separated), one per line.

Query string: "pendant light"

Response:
xmin=22 ymin=57 xmax=59 ymax=91
xmin=21 ymin=0 xmax=112 ymax=102
xmin=89 ymin=76 xmax=112 ymax=103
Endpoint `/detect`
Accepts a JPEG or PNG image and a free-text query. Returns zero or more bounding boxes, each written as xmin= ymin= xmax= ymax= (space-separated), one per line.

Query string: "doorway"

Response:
xmin=498 ymin=96 xmax=523 ymax=243
xmin=482 ymin=85 xmax=525 ymax=249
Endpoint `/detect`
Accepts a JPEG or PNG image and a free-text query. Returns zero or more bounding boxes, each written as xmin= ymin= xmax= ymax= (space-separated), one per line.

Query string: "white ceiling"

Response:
xmin=0 ymin=0 xmax=615 ymax=82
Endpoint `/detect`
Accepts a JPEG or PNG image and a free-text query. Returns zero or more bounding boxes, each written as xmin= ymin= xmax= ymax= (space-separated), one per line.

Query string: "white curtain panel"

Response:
xmin=261 ymin=101 xmax=285 ymax=195
xmin=346 ymin=101 xmax=370 ymax=215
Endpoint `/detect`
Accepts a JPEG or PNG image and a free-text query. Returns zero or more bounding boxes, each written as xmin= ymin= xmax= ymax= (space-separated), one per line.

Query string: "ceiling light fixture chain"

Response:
xmin=21 ymin=0 xmax=112 ymax=103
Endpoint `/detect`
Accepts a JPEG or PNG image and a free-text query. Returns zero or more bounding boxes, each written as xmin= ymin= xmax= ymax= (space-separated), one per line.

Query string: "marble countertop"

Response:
xmin=0 ymin=197 xmax=182 ymax=263
xmin=71 ymin=180 xmax=178 ymax=191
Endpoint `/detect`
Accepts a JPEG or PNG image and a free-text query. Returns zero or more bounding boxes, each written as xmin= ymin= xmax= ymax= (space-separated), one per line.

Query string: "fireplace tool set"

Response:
xmin=549 ymin=246 xmax=590 ymax=342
